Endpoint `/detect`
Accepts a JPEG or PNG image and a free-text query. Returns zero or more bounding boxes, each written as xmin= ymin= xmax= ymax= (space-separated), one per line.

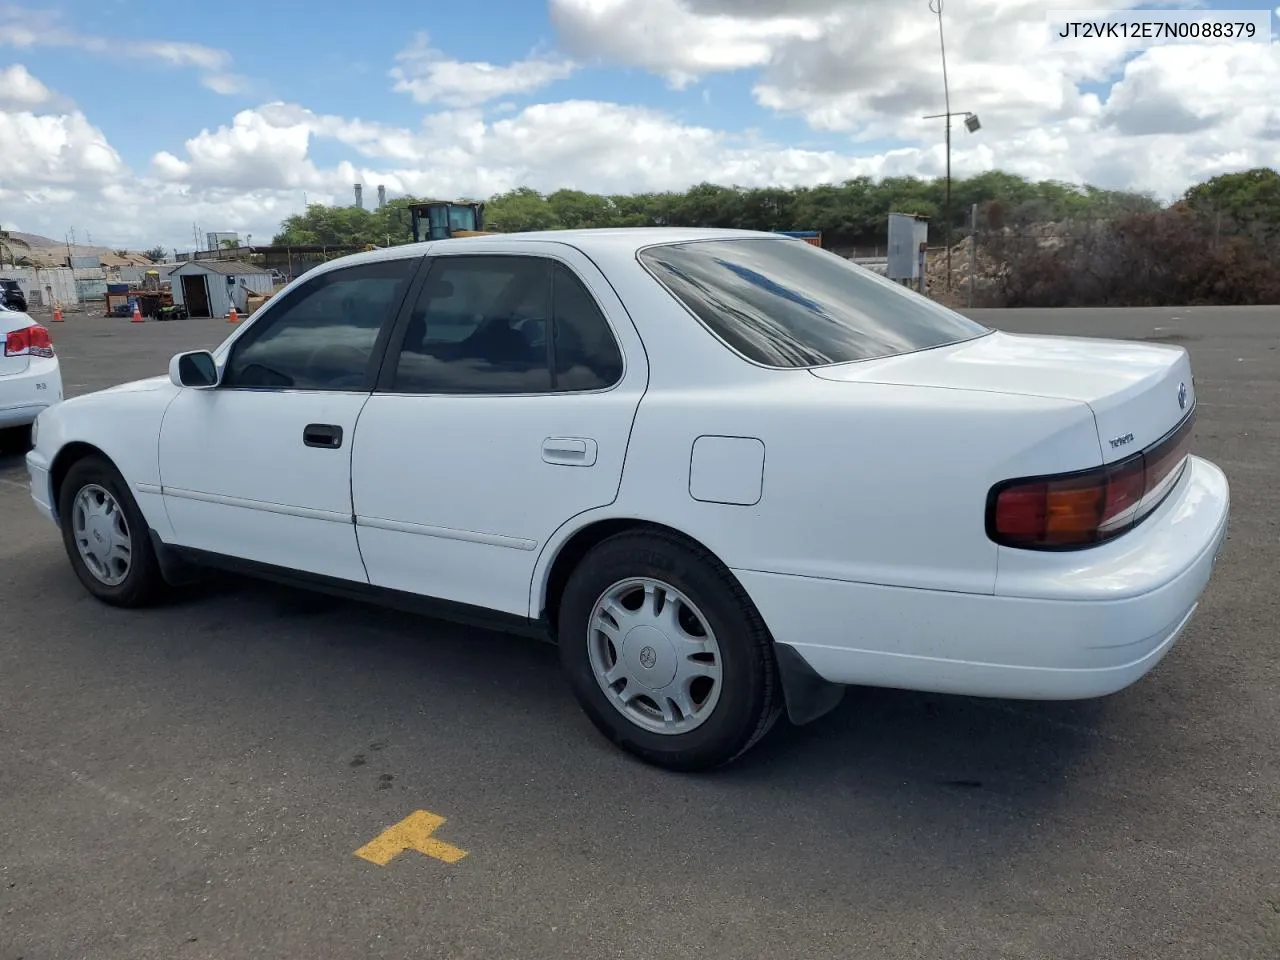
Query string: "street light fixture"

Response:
xmin=923 ymin=0 xmax=980 ymax=291
xmin=922 ymin=109 xmax=981 ymax=289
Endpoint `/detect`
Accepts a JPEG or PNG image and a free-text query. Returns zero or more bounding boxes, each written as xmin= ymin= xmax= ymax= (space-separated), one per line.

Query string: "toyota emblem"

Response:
xmin=1177 ymin=381 xmax=1188 ymax=410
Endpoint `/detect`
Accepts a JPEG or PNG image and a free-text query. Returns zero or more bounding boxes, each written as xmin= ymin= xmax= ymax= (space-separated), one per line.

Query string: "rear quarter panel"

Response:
xmin=612 ymin=377 xmax=1104 ymax=595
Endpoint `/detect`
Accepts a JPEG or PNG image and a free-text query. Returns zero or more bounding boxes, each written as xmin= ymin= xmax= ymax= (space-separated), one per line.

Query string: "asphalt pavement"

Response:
xmin=1 ymin=305 xmax=1277 ymax=960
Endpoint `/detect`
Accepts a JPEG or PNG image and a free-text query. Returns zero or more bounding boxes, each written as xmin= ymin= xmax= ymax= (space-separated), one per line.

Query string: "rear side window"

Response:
xmin=387 ymin=255 xmax=624 ymax=395
xmin=638 ymin=238 xmax=989 ymax=368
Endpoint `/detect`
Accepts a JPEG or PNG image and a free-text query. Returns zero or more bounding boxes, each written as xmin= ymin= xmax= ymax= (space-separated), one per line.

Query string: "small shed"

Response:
xmin=170 ymin=260 xmax=273 ymax=318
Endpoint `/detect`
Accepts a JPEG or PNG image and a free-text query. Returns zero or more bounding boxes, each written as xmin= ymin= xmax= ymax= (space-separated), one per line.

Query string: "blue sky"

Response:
xmin=1 ymin=0 xmax=1277 ymax=250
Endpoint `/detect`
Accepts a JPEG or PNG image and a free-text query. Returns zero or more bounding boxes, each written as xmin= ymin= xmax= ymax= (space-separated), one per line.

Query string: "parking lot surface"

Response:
xmin=2 ymin=306 xmax=1277 ymax=959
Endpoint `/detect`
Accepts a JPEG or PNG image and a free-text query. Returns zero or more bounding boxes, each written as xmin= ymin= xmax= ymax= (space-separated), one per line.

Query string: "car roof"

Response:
xmin=458 ymin=226 xmax=782 ymax=252
xmin=292 ymin=227 xmax=799 ymax=280
xmin=377 ymin=227 xmax=791 ymax=260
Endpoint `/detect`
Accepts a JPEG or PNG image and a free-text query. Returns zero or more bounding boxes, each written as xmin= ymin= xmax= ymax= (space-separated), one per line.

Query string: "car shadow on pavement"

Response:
xmin=142 ymin=565 xmax=1106 ymax=811
xmin=0 ymin=426 xmax=32 ymax=459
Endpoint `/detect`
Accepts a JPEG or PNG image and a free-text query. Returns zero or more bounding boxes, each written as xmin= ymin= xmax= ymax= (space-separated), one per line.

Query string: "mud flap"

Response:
xmin=148 ymin=529 xmax=211 ymax=587
xmin=774 ymin=642 xmax=846 ymax=725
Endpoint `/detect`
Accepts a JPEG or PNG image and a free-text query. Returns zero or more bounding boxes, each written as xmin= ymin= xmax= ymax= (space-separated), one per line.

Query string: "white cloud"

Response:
xmin=141 ymin=97 xmax=889 ymax=205
xmin=389 ymin=31 xmax=576 ymax=107
xmin=0 ymin=4 xmax=252 ymax=95
xmin=199 ymin=72 xmax=253 ymax=96
xmin=552 ymin=0 xmax=1162 ymax=135
xmin=0 ymin=63 xmax=56 ymax=108
xmin=0 ymin=107 xmax=124 ymax=186
xmin=151 ymin=108 xmax=322 ymax=191
xmin=549 ymin=0 xmax=1280 ymax=189
xmin=550 ymin=0 xmax=833 ymax=87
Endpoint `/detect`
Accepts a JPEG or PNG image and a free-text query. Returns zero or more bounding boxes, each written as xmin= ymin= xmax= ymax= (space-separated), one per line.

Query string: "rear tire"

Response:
xmin=57 ymin=455 xmax=168 ymax=607
xmin=557 ymin=529 xmax=783 ymax=771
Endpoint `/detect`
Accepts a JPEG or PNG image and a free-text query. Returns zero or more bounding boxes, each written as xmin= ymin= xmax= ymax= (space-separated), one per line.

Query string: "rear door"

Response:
xmin=350 ymin=242 xmax=648 ymax=616
xmin=158 ymin=253 xmax=423 ymax=582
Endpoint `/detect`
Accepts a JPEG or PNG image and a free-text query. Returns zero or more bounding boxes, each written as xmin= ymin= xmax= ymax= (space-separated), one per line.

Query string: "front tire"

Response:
xmin=57 ymin=455 xmax=167 ymax=607
xmin=557 ymin=530 xmax=783 ymax=771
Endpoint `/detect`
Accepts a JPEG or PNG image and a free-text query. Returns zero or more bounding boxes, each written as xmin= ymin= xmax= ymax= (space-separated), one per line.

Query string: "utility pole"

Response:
xmin=968 ymin=202 xmax=977 ymax=308
xmin=930 ymin=0 xmax=952 ymax=289
xmin=923 ymin=106 xmax=981 ymax=291
xmin=923 ymin=0 xmax=982 ymax=293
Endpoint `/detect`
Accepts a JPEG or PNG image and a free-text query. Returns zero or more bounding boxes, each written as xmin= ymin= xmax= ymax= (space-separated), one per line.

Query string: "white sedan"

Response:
xmin=1 ymin=304 xmax=63 ymax=435
xmin=25 ymin=228 xmax=1230 ymax=770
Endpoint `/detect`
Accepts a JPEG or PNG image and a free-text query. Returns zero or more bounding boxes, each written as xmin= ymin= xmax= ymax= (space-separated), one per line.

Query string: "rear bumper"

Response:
xmin=0 ymin=357 xmax=62 ymax=428
xmin=738 ymin=455 xmax=1230 ymax=701
xmin=0 ymin=402 xmax=49 ymax=429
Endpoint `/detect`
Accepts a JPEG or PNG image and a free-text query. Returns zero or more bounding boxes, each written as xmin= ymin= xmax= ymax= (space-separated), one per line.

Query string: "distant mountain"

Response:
xmin=1 ymin=230 xmax=155 ymax=267
xmin=6 ymin=231 xmax=63 ymax=248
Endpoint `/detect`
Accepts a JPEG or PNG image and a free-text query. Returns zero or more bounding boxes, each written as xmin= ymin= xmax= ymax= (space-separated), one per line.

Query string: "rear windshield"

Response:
xmin=637 ymin=237 xmax=989 ymax=368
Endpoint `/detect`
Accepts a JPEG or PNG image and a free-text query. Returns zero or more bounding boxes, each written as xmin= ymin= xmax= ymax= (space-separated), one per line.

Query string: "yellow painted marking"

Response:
xmin=355 ymin=810 xmax=468 ymax=866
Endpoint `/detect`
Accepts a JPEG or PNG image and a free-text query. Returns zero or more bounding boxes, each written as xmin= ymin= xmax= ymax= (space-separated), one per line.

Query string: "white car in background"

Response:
xmin=1 ymin=303 xmax=63 ymax=437
xmin=25 ymin=228 xmax=1230 ymax=771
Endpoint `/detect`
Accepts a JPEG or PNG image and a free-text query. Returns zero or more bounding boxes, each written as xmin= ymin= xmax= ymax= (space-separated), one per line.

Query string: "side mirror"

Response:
xmin=169 ymin=350 xmax=220 ymax=388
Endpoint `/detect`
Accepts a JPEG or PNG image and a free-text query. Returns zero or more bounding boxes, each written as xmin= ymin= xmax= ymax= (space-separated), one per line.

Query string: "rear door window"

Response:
xmin=637 ymin=237 xmax=990 ymax=368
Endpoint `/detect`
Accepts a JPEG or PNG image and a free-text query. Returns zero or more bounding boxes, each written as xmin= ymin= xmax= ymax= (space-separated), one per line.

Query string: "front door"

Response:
xmin=351 ymin=245 xmax=647 ymax=616
xmin=158 ymin=254 xmax=422 ymax=582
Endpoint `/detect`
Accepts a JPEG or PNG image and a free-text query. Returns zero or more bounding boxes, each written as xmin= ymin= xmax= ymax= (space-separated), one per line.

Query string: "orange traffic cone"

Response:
xmin=52 ymin=304 xmax=63 ymax=322
xmin=131 ymin=303 xmax=144 ymax=323
xmin=227 ymin=305 xmax=239 ymax=324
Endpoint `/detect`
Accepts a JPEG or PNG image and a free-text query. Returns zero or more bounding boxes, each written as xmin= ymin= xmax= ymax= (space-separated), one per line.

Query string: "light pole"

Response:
xmin=922 ymin=109 xmax=981 ymax=289
xmin=923 ymin=0 xmax=980 ymax=291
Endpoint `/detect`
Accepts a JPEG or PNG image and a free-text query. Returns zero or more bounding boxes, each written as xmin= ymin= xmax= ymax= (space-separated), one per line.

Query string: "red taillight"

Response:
xmin=4 ymin=324 xmax=55 ymax=359
xmin=988 ymin=411 xmax=1195 ymax=549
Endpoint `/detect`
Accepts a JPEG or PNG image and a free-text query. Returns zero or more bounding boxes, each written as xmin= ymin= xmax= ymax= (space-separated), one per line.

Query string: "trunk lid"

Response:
xmin=0 ymin=309 xmax=35 ymax=377
xmin=809 ymin=330 xmax=1195 ymax=462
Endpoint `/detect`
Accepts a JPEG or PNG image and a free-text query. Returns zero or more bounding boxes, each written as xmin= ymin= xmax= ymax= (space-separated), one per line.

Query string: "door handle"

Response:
xmin=542 ymin=437 xmax=597 ymax=466
xmin=303 ymin=423 xmax=343 ymax=449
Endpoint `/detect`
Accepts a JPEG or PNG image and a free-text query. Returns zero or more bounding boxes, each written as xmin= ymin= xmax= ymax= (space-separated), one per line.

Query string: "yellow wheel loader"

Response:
xmin=407 ymin=200 xmax=491 ymax=241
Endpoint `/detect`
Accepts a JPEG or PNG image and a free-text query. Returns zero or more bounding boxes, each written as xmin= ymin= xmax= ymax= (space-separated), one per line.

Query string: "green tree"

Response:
xmin=1180 ymin=167 xmax=1280 ymax=250
xmin=546 ymin=189 xmax=616 ymax=229
xmin=269 ymin=168 xmax=1258 ymax=253
xmin=273 ymin=203 xmax=371 ymax=245
xmin=1182 ymin=167 xmax=1280 ymax=219
xmin=484 ymin=188 xmax=561 ymax=232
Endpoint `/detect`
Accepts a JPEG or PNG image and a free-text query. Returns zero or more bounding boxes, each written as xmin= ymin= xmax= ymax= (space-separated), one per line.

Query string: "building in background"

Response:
xmin=169 ymin=260 xmax=273 ymax=318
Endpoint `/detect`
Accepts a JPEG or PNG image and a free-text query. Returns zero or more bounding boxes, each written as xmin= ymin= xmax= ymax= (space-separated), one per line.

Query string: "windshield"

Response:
xmin=637 ymin=237 xmax=989 ymax=368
